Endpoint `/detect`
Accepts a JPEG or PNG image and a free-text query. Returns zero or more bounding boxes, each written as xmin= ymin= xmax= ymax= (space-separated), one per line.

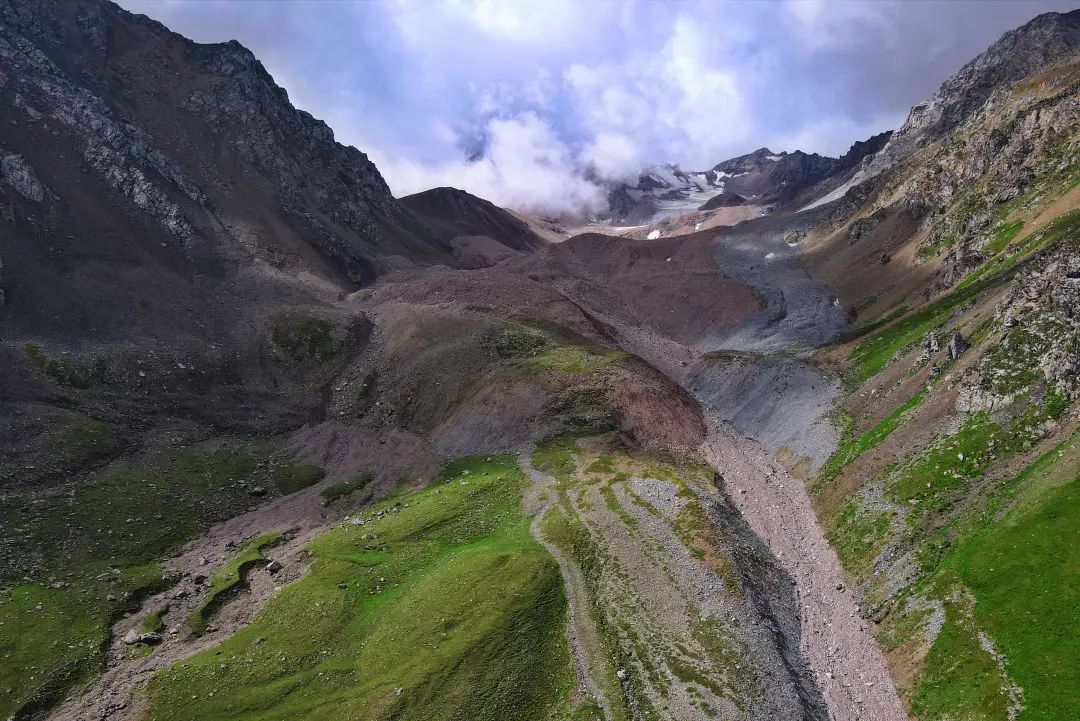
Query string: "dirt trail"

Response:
xmin=519 ymin=452 xmax=614 ymax=720
xmin=701 ymin=420 xmax=908 ymax=721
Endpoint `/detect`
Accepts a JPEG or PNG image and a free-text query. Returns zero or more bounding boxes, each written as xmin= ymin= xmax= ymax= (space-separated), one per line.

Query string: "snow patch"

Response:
xmin=643 ymin=164 xmax=682 ymax=188
xmin=647 ymin=229 xmax=661 ymax=240
xmin=798 ymin=173 xmax=862 ymax=212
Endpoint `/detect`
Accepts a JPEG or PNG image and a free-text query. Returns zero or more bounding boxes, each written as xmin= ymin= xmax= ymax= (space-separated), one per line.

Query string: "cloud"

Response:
xmin=118 ymin=0 xmax=1078 ymax=214
xmin=374 ymin=113 xmax=606 ymax=216
xmin=582 ymin=133 xmax=640 ymax=181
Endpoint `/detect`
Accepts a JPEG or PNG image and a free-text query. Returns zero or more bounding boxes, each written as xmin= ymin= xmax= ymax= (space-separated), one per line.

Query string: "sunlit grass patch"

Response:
xmin=146 ymin=455 xmax=578 ymax=721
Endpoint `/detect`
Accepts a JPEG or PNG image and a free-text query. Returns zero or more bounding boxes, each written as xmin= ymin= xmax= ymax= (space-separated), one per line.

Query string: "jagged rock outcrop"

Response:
xmin=834 ymin=131 xmax=893 ymax=174
xmin=957 ymin=244 xmax=1080 ymax=412
xmin=812 ymin=12 xmax=1079 ymax=253
xmin=810 ymin=11 xmax=1080 ymax=297
xmin=0 ymin=149 xmax=46 ymax=202
xmin=869 ymin=9 xmax=1080 ymax=173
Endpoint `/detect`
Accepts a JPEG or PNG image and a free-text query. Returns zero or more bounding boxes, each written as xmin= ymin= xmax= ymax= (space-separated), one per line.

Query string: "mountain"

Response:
xmin=398 ymin=186 xmax=544 ymax=266
xmin=604 ymin=139 xmax=890 ymax=226
xmin=868 ymin=8 xmax=1080 ymax=174
xmin=4 ymin=4 xmax=1080 ymax=721
xmin=708 ymin=147 xmax=837 ymax=206
xmin=604 ymin=162 xmax=728 ymax=224
xmin=0 ymin=0 xmax=554 ymax=349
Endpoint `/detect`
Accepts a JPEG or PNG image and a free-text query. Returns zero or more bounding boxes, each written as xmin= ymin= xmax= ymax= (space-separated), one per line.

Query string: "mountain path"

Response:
xmin=519 ymin=451 xmax=614 ymax=721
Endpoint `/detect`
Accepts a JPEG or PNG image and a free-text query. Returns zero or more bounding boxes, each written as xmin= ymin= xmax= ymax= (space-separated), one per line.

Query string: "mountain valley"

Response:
xmin=1 ymin=3 xmax=1079 ymax=721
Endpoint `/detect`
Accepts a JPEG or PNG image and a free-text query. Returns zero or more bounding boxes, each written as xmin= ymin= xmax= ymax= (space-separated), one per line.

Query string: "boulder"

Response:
xmin=123 ymin=629 xmax=162 ymax=645
xmin=947 ymin=332 xmax=969 ymax=360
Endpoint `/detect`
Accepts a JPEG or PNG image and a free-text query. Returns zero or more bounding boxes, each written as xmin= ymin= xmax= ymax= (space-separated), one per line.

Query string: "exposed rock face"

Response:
xmin=833 ymin=131 xmax=893 ymax=174
xmin=699 ymin=191 xmax=748 ymax=211
xmin=709 ymin=147 xmax=839 ymax=208
xmin=812 ymin=11 xmax=1080 ymax=295
xmin=917 ymin=64 xmax=1078 ymax=256
xmin=0 ymin=149 xmax=46 ymax=202
xmin=0 ymin=0 xmax=482 ymax=311
xmin=947 ymin=332 xmax=969 ymax=360
xmin=957 ymin=245 xmax=1080 ymax=413
xmin=869 ymin=9 xmax=1080 ymax=173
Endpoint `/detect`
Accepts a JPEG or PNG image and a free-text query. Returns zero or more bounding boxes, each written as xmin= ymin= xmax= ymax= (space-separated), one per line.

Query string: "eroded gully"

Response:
xmin=557 ymin=211 xmax=910 ymax=721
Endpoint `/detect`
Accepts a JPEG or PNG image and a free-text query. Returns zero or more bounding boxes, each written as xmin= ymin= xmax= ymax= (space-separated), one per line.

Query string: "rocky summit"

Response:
xmin=1 ymin=3 xmax=1079 ymax=721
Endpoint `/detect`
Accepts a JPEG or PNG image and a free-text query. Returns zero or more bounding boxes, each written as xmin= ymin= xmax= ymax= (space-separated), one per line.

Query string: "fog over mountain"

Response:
xmin=118 ymin=0 xmax=1075 ymax=214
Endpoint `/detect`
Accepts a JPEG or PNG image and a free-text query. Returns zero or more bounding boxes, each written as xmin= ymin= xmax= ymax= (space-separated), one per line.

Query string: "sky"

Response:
xmin=119 ymin=0 xmax=1076 ymax=215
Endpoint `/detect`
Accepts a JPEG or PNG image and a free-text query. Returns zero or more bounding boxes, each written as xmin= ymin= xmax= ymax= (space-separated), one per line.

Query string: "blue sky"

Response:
xmin=119 ymin=0 xmax=1076 ymax=213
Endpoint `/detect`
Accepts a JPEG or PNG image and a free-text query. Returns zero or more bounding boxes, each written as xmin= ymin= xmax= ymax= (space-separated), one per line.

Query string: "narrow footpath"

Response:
xmin=519 ymin=451 xmax=614 ymax=721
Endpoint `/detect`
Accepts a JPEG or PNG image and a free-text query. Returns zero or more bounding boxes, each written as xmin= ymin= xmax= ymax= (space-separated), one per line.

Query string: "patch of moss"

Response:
xmin=493 ymin=324 xmax=549 ymax=358
xmin=585 ymin=455 xmax=617 ymax=474
xmin=274 ymin=463 xmax=325 ymax=495
xmin=816 ymin=391 xmax=926 ymax=492
xmin=23 ymin=343 xmax=90 ymax=389
xmin=909 ymin=587 xmax=1012 ymax=721
xmin=532 ymin=436 xmax=579 ymax=484
xmin=987 ymin=219 xmax=1024 ymax=254
xmin=142 ymin=603 xmax=170 ymax=634
xmin=826 ymin=498 xmax=895 ymax=576
xmin=53 ymin=413 xmax=119 ymax=464
xmin=270 ymin=313 xmax=336 ymax=361
xmin=321 ymin=471 xmax=375 ymax=504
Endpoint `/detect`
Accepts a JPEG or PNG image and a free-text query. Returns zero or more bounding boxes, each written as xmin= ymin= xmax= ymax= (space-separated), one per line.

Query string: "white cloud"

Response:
xmin=119 ymin=0 xmax=1079 ymax=214
xmin=582 ymin=133 xmax=640 ymax=181
xmin=564 ymin=13 xmax=754 ymax=171
xmin=375 ymin=113 xmax=606 ymax=216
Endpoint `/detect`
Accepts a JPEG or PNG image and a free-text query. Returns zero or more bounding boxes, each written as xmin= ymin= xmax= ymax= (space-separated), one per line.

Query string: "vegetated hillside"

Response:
xmin=800 ymin=10 xmax=1080 ymax=721
xmin=3 ymin=2 xmax=1080 ymax=721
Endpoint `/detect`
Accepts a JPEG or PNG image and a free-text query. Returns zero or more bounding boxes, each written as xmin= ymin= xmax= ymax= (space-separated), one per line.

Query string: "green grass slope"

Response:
xmin=144 ymin=455 xmax=578 ymax=721
xmin=911 ymin=432 xmax=1080 ymax=721
xmin=0 ymin=437 xmax=321 ymax=719
xmin=820 ymin=200 xmax=1080 ymax=721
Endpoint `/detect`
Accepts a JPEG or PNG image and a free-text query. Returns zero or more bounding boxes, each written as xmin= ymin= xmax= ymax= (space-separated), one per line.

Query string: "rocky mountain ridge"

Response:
xmin=605 ymin=137 xmax=892 ymax=226
xmin=866 ymin=9 xmax=1080 ymax=176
